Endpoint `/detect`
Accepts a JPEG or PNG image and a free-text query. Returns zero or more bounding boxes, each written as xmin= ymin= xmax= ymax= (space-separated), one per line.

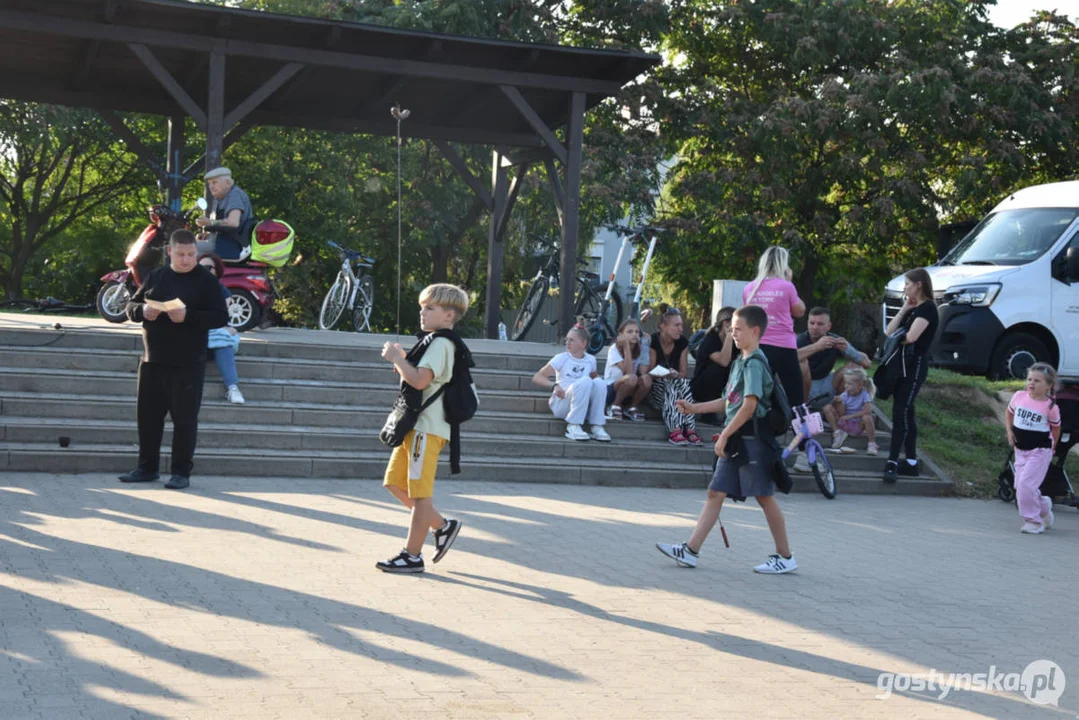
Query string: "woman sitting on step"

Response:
xmin=198 ymin=253 xmax=245 ymax=405
xmin=646 ymin=306 xmax=703 ymax=446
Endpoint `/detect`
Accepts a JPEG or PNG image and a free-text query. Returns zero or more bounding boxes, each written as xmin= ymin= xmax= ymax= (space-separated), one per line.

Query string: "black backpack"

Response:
xmin=378 ymin=329 xmax=477 ymax=474
xmin=746 ymin=355 xmax=793 ymax=438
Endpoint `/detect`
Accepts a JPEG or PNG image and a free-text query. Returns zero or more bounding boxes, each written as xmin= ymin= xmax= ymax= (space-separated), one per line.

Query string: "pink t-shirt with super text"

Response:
xmin=743 ymin=277 xmax=801 ymax=349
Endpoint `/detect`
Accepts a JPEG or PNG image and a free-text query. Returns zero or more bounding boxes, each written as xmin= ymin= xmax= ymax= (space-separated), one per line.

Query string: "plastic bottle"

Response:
xmin=498 ymin=321 xmax=508 ymax=341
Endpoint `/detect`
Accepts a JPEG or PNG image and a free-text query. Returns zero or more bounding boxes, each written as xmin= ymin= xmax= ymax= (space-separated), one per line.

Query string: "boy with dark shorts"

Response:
xmin=376 ymin=284 xmax=469 ymax=574
xmin=657 ymin=305 xmax=797 ymax=574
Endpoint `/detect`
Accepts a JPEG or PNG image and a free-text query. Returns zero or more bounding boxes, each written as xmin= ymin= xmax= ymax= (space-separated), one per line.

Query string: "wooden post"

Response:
xmin=558 ymin=92 xmax=585 ymax=338
xmin=165 ymin=115 xmax=184 ymax=212
xmin=205 ymin=42 xmax=225 ymax=172
xmin=484 ymin=150 xmax=509 ymax=339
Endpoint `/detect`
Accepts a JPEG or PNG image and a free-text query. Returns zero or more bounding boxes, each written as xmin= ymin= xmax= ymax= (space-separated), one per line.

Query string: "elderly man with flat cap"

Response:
xmin=196 ymin=167 xmax=253 ymax=261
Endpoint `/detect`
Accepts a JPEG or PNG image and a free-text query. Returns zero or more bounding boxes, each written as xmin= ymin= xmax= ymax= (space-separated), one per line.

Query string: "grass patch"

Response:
xmin=876 ymin=367 xmax=1079 ymax=498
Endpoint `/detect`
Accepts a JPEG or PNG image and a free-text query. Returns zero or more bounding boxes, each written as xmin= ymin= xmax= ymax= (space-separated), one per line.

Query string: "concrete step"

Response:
xmin=0 ymin=418 xmax=725 ymax=465
xmin=0 ymin=323 xmax=559 ymax=371
xmin=0 ymin=441 xmax=948 ymax=495
xmin=0 ymin=368 xmax=555 ymax=414
xmin=0 ymin=392 xmax=683 ymax=441
xmin=0 ymin=348 xmax=552 ymax=392
xmin=1 ymin=392 xmax=894 ymax=458
xmin=0 ymin=442 xmax=706 ymax=487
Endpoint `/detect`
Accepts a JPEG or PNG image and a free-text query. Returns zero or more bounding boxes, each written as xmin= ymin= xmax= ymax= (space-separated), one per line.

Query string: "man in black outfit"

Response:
xmin=119 ymin=230 xmax=228 ymax=489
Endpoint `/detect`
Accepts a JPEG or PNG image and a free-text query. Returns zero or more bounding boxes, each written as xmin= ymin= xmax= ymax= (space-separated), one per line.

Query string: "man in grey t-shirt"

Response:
xmin=195 ymin=167 xmax=253 ymax=261
xmin=796 ymin=306 xmax=871 ymax=409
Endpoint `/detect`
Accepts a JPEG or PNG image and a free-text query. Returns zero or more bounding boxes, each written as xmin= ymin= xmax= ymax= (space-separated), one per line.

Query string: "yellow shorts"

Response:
xmin=382 ymin=429 xmax=446 ymax=499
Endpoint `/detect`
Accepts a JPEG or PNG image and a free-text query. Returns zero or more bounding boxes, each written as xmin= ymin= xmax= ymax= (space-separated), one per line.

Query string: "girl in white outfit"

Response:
xmin=532 ymin=327 xmax=611 ymax=442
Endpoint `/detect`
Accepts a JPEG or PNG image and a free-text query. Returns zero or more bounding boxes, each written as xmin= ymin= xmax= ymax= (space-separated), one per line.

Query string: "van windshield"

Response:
xmin=942 ymin=208 xmax=1079 ymax=266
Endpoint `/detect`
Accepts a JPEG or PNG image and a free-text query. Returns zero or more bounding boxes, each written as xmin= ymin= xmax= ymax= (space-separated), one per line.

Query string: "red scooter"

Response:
xmin=97 ymin=199 xmax=278 ymax=331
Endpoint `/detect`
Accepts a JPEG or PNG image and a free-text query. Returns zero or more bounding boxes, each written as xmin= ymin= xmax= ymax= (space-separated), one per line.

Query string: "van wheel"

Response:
xmin=988 ymin=333 xmax=1050 ymax=380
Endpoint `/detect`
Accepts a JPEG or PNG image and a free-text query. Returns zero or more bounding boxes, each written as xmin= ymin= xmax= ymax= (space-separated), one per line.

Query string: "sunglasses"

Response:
xmin=662 ymin=307 xmax=681 ymax=316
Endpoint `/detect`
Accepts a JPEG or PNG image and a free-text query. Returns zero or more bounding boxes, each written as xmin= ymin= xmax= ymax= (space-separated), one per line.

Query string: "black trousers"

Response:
xmin=889 ymin=354 xmax=928 ymax=462
xmin=136 ymin=361 xmax=205 ymax=477
xmin=760 ymin=344 xmax=804 ymax=407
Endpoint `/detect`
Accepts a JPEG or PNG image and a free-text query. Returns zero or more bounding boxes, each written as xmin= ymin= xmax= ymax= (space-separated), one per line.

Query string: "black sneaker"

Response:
xmin=118 ymin=469 xmax=159 ymax=483
xmin=376 ymin=549 xmax=425 ymax=574
xmin=882 ymin=461 xmax=898 ymax=484
xmin=898 ymin=460 xmax=921 ymax=477
xmin=432 ymin=518 xmax=462 ymax=564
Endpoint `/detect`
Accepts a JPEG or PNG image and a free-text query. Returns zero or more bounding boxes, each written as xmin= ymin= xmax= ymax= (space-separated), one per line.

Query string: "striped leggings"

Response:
xmin=649 ymin=376 xmax=696 ymax=433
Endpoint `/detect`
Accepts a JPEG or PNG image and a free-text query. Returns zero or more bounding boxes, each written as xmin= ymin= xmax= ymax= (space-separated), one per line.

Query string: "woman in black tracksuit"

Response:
xmin=882 ymin=267 xmax=939 ymax=483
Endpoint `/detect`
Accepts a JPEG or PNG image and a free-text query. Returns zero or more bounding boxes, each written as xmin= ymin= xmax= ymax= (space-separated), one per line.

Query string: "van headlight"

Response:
xmin=943 ymin=283 xmax=1001 ymax=307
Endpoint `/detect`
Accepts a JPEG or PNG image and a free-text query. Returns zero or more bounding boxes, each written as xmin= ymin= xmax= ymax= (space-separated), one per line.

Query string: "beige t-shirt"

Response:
xmin=414 ymin=336 xmax=455 ymax=440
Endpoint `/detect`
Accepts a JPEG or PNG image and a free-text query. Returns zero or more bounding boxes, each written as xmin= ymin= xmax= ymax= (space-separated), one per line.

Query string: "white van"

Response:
xmin=883 ymin=180 xmax=1079 ymax=380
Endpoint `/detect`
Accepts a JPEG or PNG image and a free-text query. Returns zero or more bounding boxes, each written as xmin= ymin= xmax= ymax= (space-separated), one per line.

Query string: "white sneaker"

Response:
xmin=753 ymin=554 xmax=797 ymax=574
xmin=656 ymin=542 xmax=698 ymax=568
xmin=564 ymin=424 xmax=590 ymax=441
xmin=227 ymin=386 xmax=245 ymax=404
xmin=792 ymin=453 xmax=811 ymax=473
xmin=831 ymin=430 xmax=848 ymax=449
xmin=1041 ymin=496 xmax=1055 ymax=530
xmin=589 ymin=426 xmax=611 ymax=442
xmin=1021 ymin=521 xmax=1045 ymax=534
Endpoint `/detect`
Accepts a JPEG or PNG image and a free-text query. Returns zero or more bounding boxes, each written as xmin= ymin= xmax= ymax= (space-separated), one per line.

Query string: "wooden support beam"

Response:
xmin=484 ymin=151 xmax=510 ymax=339
xmin=98 ymin=109 xmax=163 ymax=178
xmin=558 ymin=91 xmax=586 ymax=337
xmin=68 ymin=40 xmax=102 ymax=90
xmin=544 ymin=157 xmax=564 ymax=228
xmin=500 ymin=85 xmax=567 ymax=164
xmin=204 ymin=42 xmax=226 ymax=171
xmin=432 ymin=140 xmax=493 ymax=211
xmin=181 ymin=120 xmax=252 ymax=182
xmin=165 ymin=115 xmax=185 ymax=210
xmin=0 ymin=9 xmax=629 ymax=94
xmin=128 ymin=43 xmax=207 ymax=128
xmin=496 ymin=164 xmax=529 ymax=242
xmin=223 ymin=62 xmax=303 ymax=129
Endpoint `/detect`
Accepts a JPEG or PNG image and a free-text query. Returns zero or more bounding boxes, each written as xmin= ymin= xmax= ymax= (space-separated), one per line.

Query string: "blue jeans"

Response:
xmin=211 ymin=346 xmax=239 ymax=388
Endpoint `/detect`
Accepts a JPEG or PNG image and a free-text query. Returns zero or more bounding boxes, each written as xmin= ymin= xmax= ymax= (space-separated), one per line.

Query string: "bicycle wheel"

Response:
xmin=809 ymin=443 xmax=838 ymax=499
xmin=511 ymin=277 xmax=548 ymax=341
xmin=319 ymin=274 xmax=350 ymax=330
xmin=351 ymin=275 xmax=375 ymax=332
xmin=575 ymin=279 xmax=622 ymax=330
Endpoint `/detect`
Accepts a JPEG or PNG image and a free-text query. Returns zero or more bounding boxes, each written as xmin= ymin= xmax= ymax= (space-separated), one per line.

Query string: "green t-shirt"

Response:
xmin=723 ymin=348 xmax=773 ymax=428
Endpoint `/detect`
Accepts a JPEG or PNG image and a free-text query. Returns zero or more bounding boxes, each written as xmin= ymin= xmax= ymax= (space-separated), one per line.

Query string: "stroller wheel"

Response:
xmin=997 ymin=474 xmax=1016 ymax=503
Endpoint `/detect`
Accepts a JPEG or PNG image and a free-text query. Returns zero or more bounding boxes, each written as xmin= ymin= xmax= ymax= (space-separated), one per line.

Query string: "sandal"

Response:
xmin=611 ymin=406 xmax=624 ymax=420
xmin=684 ymin=430 xmax=704 ymax=446
xmin=627 ymin=407 xmax=645 ymax=422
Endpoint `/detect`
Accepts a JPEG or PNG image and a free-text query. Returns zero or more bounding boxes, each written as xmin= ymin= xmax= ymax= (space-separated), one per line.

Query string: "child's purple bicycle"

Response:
xmin=782 ymin=396 xmax=837 ymax=499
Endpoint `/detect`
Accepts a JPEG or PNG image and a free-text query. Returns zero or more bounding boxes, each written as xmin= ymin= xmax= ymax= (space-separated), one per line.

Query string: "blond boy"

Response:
xmin=376 ymin=284 xmax=469 ymax=573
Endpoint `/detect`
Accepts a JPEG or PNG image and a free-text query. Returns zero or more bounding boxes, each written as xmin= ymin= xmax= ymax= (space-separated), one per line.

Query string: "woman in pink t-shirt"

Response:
xmin=742 ymin=246 xmax=806 ymax=405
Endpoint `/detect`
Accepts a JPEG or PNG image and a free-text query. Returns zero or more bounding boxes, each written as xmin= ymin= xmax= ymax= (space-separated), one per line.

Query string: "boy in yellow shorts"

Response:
xmin=377 ymin=284 xmax=469 ymax=573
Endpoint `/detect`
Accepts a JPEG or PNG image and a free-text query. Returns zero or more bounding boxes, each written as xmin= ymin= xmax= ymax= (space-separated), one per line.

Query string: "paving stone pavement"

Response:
xmin=0 ymin=473 xmax=1074 ymax=720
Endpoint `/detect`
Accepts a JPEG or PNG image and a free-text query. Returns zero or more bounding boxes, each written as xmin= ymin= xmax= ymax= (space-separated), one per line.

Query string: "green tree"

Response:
xmin=654 ymin=0 xmax=1079 ymax=325
xmin=0 ymin=104 xmax=151 ymax=299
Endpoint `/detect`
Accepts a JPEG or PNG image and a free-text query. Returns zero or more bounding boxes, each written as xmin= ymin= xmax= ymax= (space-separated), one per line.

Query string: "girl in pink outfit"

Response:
xmin=743 ymin=246 xmax=806 ymax=406
xmin=1005 ymin=363 xmax=1061 ymax=534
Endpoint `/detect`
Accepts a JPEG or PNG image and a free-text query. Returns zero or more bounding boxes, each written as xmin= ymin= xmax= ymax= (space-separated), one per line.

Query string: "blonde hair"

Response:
xmin=567 ymin=326 xmax=589 ymax=344
xmin=843 ymin=366 xmax=876 ymax=400
xmin=747 ymin=246 xmax=792 ymax=301
xmin=419 ymin=284 xmax=469 ymax=320
xmin=1028 ymin=362 xmax=1058 ymax=397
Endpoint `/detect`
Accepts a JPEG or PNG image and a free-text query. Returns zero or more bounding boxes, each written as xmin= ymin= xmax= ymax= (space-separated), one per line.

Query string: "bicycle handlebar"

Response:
xmin=327 ymin=241 xmax=376 ymax=265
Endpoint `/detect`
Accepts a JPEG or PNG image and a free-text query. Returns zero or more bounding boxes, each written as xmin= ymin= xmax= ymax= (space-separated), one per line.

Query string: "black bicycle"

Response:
xmin=511 ymin=244 xmax=623 ymax=342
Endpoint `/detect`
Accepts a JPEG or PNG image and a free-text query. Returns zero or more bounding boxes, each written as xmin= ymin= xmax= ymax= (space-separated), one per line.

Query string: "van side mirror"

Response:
xmin=1069 ymin=247 xmax=1079 ymax=282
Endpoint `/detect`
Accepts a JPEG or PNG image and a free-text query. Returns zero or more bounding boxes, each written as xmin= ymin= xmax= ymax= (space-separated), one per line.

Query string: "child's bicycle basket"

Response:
xmin=793 ymin=405 xmax=824 ymax=437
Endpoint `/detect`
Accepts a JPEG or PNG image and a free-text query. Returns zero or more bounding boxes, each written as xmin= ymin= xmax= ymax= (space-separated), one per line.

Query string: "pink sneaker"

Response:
xmin=668 ymin=429 xmax=689 ymax=445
